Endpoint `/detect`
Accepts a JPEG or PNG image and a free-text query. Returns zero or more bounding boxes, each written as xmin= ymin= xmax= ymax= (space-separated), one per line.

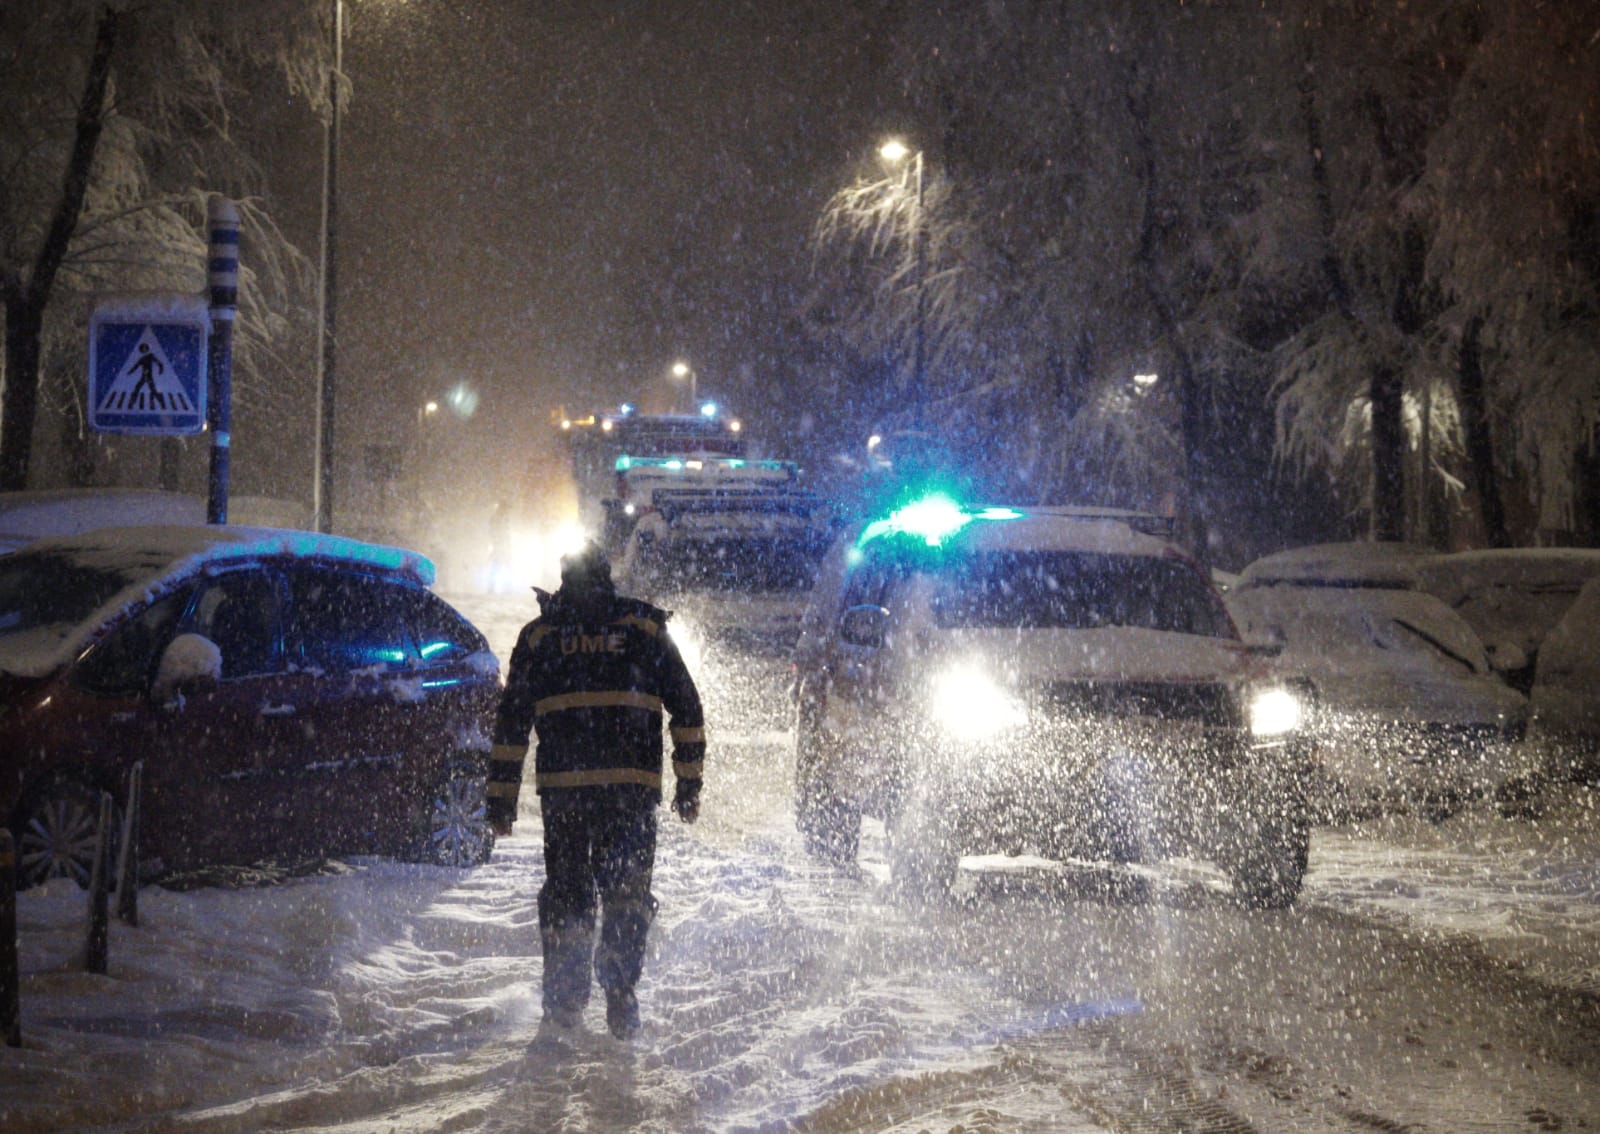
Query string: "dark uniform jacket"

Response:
xmin=488 ymin=584 xmax=704 ymax=826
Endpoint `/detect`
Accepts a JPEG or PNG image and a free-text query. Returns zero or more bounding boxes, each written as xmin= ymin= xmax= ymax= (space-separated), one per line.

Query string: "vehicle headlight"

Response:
xmin=668 ymin=620 xmax=705 ymax=675
xmin=1249 ymin=685 xmax=1303 ymax=737
xmin=928 ymin=663 xmax=1027 ymax=742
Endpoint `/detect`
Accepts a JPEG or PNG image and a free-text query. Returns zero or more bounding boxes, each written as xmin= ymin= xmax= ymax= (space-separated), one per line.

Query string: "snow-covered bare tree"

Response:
xmin=1253 ymin=1 xmax=1600 ymax=548
xmin=1421 ymin=4 xmax=1600 ymax=544
xmin=814 ymin=0 xmax=1600 ymax=550
xmin=0 ymin=1 xmax=325 ymax=490
xmin=808 ymin=1 xmax=1293 ymax=550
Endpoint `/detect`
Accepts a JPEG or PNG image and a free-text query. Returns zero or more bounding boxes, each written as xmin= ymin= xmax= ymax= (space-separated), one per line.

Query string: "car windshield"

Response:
xmin=0 ymin=550 xmax=133 ymax=640
xmin=636 ymin=535 xmax=824 ymax=594
xmin=930 ymin=550 xmax=1235 ymax=638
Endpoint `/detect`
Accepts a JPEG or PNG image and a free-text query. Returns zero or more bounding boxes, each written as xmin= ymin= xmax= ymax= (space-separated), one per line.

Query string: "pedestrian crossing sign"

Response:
xmin=89 ymin=294 xmax=209 ymax=435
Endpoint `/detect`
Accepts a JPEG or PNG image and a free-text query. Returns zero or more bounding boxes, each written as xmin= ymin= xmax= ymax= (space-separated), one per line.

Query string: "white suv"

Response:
xmin=792 ymin=496 xmax=1313 ymax=907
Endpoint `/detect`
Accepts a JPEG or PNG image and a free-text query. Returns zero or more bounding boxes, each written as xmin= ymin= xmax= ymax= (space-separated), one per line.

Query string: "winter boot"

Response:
xmin=544 ymin=1000 xmax=584 ymax=1030
xmin=605 ymin=987 xmax=640 ymax=1039
xmin=540 ymin=920 xmax=594 ymax=1029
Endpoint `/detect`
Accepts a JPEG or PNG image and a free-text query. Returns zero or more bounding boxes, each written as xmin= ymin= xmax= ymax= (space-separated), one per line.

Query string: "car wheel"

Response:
xmin=14 ymin=775 xmax=118 ymax=890
xmin=794 ymin=704 xmax=861 ymax=865
xmin=1229 ymin=806 xmax=1310 ymax=910
xmin=415 ymin=758 xmax=495 ymax=868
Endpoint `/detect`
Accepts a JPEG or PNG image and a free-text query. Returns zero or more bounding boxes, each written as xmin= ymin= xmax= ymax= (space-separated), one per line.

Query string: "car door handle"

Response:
xmin=259 ymin=702 xmax=297 ymax=718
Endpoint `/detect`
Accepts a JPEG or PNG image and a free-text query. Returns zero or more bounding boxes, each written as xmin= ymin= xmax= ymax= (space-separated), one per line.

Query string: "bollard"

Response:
xmin=85 ymin=792 xmax=112 ymax=975
xmin=116 ymin=762 xmax=142 ymax=927
xmin=2 ymin=830 xmax=18 ymax=1047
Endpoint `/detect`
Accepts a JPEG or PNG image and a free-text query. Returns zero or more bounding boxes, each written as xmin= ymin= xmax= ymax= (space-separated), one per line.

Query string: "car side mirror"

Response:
xmin=839 ymin=604 xmax=889 ymax=649
xmin=1242 ymin=625 xmax=1286 ymax=658
xmin=152 ymin=632 xmax=222 ymax=703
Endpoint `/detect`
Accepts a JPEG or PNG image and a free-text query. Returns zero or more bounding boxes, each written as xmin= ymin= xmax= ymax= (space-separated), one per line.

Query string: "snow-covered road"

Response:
xmin=3 ymin=593 xmax=1598 ymax=1132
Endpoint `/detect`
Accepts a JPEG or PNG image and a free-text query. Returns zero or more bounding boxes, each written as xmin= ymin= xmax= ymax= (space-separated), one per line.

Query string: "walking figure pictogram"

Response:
xmin=125 ymin=343 xmax=167 ymax=410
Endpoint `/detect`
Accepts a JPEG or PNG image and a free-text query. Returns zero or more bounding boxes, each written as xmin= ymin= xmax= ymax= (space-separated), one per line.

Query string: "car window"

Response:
xmin=402 ymin=587 xmax=488 ymax=664
xmin=285 ymin=566 xmax=417 ymax=673
xmin=188 ymin=570 xmax=283 ymax=678
xmin=930 ymin=550 xmax=1236 ymax=638
xmin=72 ymin=588 xmax=193 ymax=695
xmin=635 ymin=531 xmax=825 ymax=593
xmin=839 ymin=550 xmax=908 ymax=611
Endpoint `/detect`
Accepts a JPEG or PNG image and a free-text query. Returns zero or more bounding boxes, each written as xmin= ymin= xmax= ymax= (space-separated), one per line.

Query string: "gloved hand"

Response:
xmin=673 ymin=778 xmax=701 ymax=824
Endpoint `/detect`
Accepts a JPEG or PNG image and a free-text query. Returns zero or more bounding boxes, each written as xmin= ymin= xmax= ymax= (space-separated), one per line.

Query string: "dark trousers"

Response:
xmin=538 ymin=787 xmax=658 ymax=1014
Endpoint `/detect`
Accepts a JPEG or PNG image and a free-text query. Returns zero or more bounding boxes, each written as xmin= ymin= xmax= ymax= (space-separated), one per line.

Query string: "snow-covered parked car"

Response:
xmin=615 ymin=489 xmax=833 ymax=655
xmin=1527 ymin=575 xmax=1600 ymax=784
xmin=0 ymin=525 xmax=503 ymax=888
xmin=1413 ymin=547 xmax=1600 ymax=693
xmin=791 ymin=496 xmax=1315 ymax=907
xmin=1228 ymin=544 xmax=1533 ymax=818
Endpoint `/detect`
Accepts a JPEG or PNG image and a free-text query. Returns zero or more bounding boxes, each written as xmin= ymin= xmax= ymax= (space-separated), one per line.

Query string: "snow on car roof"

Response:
xmin=954 ymin=512 xmax=1176 ymax=556
xmin=1415 ymin=547 xmax=1600 ymax=603
xmin=0 ymin=524 xmax=434 ymax=679
xmin=0 ymin=488 xmax=314 ymax=554
xmin=888 ymin=507 xmax=1179 ymax=557
xmin=1235 ymin=541 xmax=1435 ymax=589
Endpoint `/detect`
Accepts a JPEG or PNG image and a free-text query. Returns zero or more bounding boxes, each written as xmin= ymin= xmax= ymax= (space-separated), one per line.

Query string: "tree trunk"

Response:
xmin=1369 ymin=363 xmax=1406 ymax=541
xmin=1458 ymin=316 xmax=1509 ymax=547
xmin=0 ymin=7 xmax=119 ymax=491
xmin=0 ymin=301 xmax=44 ymax=490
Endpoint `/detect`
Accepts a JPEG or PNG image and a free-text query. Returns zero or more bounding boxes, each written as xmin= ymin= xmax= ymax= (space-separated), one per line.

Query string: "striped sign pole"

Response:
xmin=2 ymin=830 xmax=18 ymax=1046
xmin=206 ymin=196 xmax=239 ymax=525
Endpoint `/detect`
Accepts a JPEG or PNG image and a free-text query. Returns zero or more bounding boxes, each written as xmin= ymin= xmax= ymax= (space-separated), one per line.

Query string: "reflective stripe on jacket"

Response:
xmin=488 ymin=586 xmax=704 ymax=824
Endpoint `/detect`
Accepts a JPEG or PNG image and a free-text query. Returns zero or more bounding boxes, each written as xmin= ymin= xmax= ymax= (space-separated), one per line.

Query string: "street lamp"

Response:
xmin=313 ymin=0 xmax=344 ymax=533
xmin=880 ymin=138 xmax=926 ymax=428
xmin=671 ymin=360 xmax=697 ymax=414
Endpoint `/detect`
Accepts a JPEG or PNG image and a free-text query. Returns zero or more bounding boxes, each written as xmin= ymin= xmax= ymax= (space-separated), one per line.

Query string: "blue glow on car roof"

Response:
xmin=614 ymin=455 xmax=793 ymax=473
xmin=857 ymin=494 xmax=1024 ymax=549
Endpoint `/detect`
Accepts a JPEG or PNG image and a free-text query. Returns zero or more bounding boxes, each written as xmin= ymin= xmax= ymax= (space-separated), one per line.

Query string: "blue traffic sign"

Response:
xmin=89 ymin=296 xmax=209 ymax=435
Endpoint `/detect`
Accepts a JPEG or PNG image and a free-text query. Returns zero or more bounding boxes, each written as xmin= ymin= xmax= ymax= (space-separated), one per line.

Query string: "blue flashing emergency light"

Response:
xmin=619 ymin=403 xmax=635 ymax=415
xmin=700 ymin=401 xmax=718 ymax=418
xmin=858 ymin=494 xmax=1025 ymax=548
xmin=859 ymin=493 xmax=970 ymax=547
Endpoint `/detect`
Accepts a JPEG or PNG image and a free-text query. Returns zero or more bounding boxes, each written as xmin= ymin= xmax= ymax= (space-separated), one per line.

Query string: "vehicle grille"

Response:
xmin=1039 ymin=680 xmax=1241 ymax=728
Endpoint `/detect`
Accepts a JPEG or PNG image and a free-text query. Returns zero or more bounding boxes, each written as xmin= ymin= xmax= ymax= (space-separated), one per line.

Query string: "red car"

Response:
xmin=1 ymin=525 xmax=504 ymax=888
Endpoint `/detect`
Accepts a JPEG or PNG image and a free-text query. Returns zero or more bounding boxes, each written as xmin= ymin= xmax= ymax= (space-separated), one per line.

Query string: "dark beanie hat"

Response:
xmin=560 ymin=540 xmax=613 ymax=590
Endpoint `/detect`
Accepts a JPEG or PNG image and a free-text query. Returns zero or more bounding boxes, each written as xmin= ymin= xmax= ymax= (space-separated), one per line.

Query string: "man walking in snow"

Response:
xmin=488 ymin=541 xmax=705 ymax=1039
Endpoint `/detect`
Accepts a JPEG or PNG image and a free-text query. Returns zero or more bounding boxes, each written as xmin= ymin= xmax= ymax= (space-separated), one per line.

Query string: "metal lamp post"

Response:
xmin=672 ymin=361 xmax=697 ymax=414
xmin=314 ymin=0 xmax=343 ymax=534
xmin=880 ymin=140 xmax=925 ymax=429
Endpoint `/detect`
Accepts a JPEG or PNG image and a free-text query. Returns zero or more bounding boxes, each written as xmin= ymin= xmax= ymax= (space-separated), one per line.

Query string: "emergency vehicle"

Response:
xmin=558 ymin=406 xmax=790 ymax=550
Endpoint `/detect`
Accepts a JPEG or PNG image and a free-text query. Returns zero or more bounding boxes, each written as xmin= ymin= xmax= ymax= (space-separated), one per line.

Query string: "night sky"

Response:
xmin=322 ymin=1 xmax=902 ymax=463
